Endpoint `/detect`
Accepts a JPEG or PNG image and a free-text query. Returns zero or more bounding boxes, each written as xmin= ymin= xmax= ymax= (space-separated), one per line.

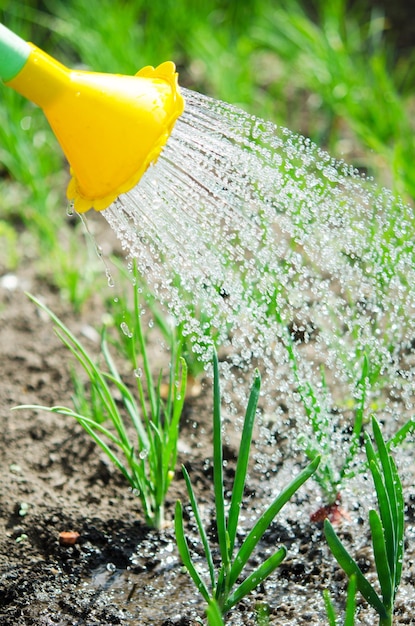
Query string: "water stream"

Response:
xmin=101 ymin=87 xmax=415 ymax=479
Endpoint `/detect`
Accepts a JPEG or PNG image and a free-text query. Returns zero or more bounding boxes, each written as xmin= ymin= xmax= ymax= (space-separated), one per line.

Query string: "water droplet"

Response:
xmin=120 ymin=322 xmax=132 ymax=337
xmin=99 ymin=85 xmax=415 ymax=497
xmin=106 ymin=268 xmax=114 ymax=287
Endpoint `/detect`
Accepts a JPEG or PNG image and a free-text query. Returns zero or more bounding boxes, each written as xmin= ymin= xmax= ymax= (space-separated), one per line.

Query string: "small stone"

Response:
xmin=59 ymin=531 xmax=80 ymax=546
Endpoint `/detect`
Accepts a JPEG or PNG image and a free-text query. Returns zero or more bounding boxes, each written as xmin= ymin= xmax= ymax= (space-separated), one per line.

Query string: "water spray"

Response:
xmin=1 ymin=22 xmax=414 ymax=503
xmin=0 ymin=23 xmax=184 ymax=212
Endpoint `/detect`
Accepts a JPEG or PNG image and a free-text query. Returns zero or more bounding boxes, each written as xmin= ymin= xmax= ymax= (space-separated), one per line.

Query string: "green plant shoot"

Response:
xmin=277 ymin=300 xmax=369 ymax=506
xmin=175 ymin=350 xmax=320 ymax=617
xmin=16 ymin=292 xmax=187 ymax=530
xmin=323 ymin=575 xmax=357 ymax=626
xmin=324 ymin=416 xmax=405 ymax=626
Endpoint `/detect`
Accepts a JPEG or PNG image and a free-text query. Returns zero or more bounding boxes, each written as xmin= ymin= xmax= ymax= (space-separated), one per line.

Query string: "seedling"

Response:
xmin=175 ymin=351 xmax=320 ymax=617
xmin=277 ymin=302 xmax=370 ymax=508
xmin=279 ymin=310 xmax=414 ymax=515
xmin=110 ymin=256 xmax=219 ymax=381
xmin=206 ymin=599 xmax=225 ymax=626
xmin=323 ymin=575 xmax=357 ymax=626
xmin=324 ymin=417 xmax=405 ymax=626
xmin=16 ymin=291 xmax=187 ymax=529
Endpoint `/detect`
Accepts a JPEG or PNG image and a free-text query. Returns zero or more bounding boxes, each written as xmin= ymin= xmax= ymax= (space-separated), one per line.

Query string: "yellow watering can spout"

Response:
xmin=0 ymin=24 xmax=184 ymax=212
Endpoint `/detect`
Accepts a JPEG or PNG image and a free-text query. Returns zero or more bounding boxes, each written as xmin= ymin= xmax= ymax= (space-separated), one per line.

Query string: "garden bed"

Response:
xmin=1 ymin=226 xmax=415 ymax=626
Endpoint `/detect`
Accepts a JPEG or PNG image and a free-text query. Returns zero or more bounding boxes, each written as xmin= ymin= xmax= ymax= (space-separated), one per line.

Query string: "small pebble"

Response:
xmin=59 ymin=531 xmax=80 ymax=546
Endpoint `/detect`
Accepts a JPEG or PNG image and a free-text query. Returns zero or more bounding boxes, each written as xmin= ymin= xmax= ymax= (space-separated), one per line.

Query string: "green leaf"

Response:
xmin=340 ymin=354 xmax=368 ymax=482
xmin=18 ymin=404 xmax=135 ymax=487
xmin=368 ymin=457 xmax=395 ymax=580
xmin=23 ymin=290 xmax=185 ymax=529
xmin=369 ymin=509 xmax=392 ymax=610
xmin=229 ymin=455 xmax=320 ymax=588
xmin=345 ymin=575 xmax=357 ymax=626
xmin=27 ymin=293 xmax=130 ymax=449
xmin=212 ymin=351 xmax=229 ymax=567
xmin=132 ymin=265 xmax=158 ymax=418
xmin=322 ymin=589 xmax=337 ymax=626
xmin=206 ymin=598 xmax=225 ymax=626
xmin=367 ymin=417 xmax=402 ymax=587
xmin=324 ymin=519 xmax=387 ymax=618
xmin=227 ymin=369 xmax=261 ymax=554
xmin=372 ymin=418 xmax=397 ymax=528
xmin=223 ymin=546 xmax=287 ymax=614
xmin=174 ymin=500 xmax=210 ymax=603
xmin=182 ymin=465 xmax=216 ymax=592
xmin=390 ymin=456 xmax=404 ymax=591
xmin=163 ymin=357 xmax=187 ymax=486
xmin=102 ymin=371 xmax=148 ymax=445
xmin=387 ymin=418 xmax=415 ymax=450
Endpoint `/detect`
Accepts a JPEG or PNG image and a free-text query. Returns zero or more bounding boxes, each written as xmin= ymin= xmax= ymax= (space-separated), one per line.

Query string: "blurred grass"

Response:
xmin=0 ymin=0 xmax=414 ymax=303
xmin=253 ymin=0 xmax=415 ymax=197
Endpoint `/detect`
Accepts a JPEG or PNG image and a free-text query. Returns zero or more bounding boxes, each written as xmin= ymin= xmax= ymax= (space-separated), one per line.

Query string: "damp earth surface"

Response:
xmin=1 ymin=217 xmax=415 ymax=626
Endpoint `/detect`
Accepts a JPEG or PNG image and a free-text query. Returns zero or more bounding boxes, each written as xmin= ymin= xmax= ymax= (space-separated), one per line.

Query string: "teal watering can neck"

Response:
xmin=0 ymin=23 xmax=31 ymax=82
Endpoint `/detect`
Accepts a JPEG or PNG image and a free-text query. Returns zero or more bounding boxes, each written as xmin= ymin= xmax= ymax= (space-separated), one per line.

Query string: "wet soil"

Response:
xmin=1 ymin=217 xmax=415 ymax=625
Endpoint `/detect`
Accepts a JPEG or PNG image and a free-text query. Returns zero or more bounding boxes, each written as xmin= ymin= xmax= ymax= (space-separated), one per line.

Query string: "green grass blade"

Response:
xmin=51 ymin=408 xmax=139 ymax=484
xmin=227 ymin=369 xmax=261 ymax=555
xmin=340 ymin=354 xmax=368 ymax=481
xmin=372 ymin=418 xmax=397 ymax=525
xmin=345 ymin=575 xmax=357 ymax=626
xmin=206 ymin=598 xmax=225 ymax=626
xmin=368 ymin=418 xmax=399 ymax=582
xmin=163 ymin=357 xmax=187 ymax=485
xmin=162 ymin=339 xmax=182 ymax=423
xmin=100 ymin=330 xmax=150 ymax=444
xmin=223 ymin=546 xmax=287 ymax=614
xmin=387 ymin=418 xmax=415 ymax=449
xmin=102 ymin=372 xmax=149 ymax=445
xmin=212 ymin=351 xmax=229 ymax=567
xmin=133 ymin=263 xmax=158 ymax=418
xmin=16 ymin=404 xmax=155 ymax=515
xmin=322 ymin=589 xmax=337 ymax=626
xmin=324 ymin=519 xmax=387 ymax=618
xmin=182 ymin=465 xmax=216 ymax=592
xmin=324 ymin=575 xmax=358 ymax=626
xmin=372 ymin=419 xmax=403 ymax=592
xmin=174 ymin=500 xmax=210 ymax=603
xmin=229 ymin=455 xmax=320 ymax=588
xmin=26 ymin=296 xmax=105 ymax=402
xmin=369 ymin=509 xmax=392 ymax=610
xmin=26 ymin=293 xmax=89 ymax=363
xmin=70 ymin=366 xmax=107 ymax=424
xmin=53 ymin=327 xmax=96 ymax=382
xmin=390 ymin=456 xmax=404 ymax=591
xmin=148 ymin=420 xmax=165 ymax=508
xmin=17 ymin=404 xmax=123 ymax=447
xmin=27 ymin=294 xmax=132 ymax=449
xmin=368 ymin=456 xmax=395 ymax=580
xmin=20 ymin=404 xmax=135 ymax=485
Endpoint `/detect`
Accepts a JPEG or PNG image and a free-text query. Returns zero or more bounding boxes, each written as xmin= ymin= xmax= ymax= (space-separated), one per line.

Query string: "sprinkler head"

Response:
xmin=1 ymin=25 xmax=184 ymax=212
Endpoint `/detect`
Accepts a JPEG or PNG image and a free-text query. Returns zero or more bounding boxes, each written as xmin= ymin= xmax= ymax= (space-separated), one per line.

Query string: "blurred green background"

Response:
xmin=0 ymin=0 xmax=414 ymax=307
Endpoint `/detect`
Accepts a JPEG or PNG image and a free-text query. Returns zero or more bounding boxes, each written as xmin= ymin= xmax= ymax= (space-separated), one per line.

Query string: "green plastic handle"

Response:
xmin=0 ymin=23 xmax=31 ymax=82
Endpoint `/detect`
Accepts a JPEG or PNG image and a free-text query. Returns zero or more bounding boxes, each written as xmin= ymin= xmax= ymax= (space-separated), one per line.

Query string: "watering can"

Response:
xmin=0 ymin=23 xmax=184 ymax=212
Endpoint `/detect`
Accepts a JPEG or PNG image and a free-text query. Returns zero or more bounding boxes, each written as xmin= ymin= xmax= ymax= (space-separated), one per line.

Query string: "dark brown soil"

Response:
xmin=1 ymin=217 xmax=414 ymax=625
